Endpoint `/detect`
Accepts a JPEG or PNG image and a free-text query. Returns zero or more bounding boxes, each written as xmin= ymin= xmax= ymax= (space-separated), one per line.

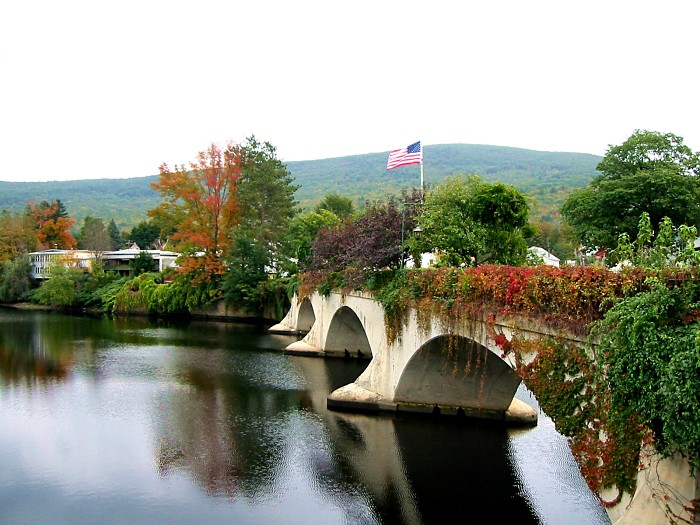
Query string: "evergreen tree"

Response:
xmin=107 ymin=219 xmax=120 ymax=250
xmin=128 ymin=220 xmax=161 ymax=249
xmin=223 ymin=137 xmax=299 ymax=309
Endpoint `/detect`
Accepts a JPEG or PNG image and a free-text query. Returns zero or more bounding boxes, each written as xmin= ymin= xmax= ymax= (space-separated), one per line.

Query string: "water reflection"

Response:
xmin=0 ymin=309 xmax=609 ymax=524
xmin=0 ymin=309 xmax=77 ymax=385
xmin=293 ymin=356 xmax=539 ymax=524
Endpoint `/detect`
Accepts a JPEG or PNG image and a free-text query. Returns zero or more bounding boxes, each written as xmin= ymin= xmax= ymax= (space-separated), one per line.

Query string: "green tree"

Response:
xmin=30 ymin=267 xmax=78 ymax=306
xmin=414 ymin=175 xmax=531 ymax=266
xmin=526 ymin=220 xmax=577 ymax=261
xmin=78 ymin=216 xmax=112 ymax=254
xmin=234 ymin=136 xmax=299 ymax=252
xmin=130 ymin=251 xmax=157 ymax=276
xmin=286 ymin=209 xmax=341 ymax=270
xmin=0 ymin=255 xmax=32 ymax=302
xmin=107 ymin=219 xmax=120 ymax=250
xmin=596 ymin=130 xmax=700 ymax=179
xmin=314 ymin=193 xmax=355 ymax=219
xmin=223 ymin=137 xmax=299 ymax=310
xmin=221 ymin=234 xmax=270 ymax=310
xmin=128 ymin=220 xmax=162 ymax=249
xmin=562 ymin=130 xmax=700 ymax=248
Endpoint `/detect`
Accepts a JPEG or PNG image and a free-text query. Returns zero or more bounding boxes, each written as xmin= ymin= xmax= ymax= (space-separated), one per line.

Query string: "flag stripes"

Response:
xmin=386 ymin=141 xmax=422 ymax=170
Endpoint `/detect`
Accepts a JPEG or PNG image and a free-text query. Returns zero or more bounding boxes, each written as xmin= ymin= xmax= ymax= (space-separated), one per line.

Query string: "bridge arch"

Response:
xmin=394 ymin=335 xmax=521 ymax=413
xmin=325 ymin=306 xmax=372 ymax=358
xmin=296 ymin=298 xmax=316 ymax=333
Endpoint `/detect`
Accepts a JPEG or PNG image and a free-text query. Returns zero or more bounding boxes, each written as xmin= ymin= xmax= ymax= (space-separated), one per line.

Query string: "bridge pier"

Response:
xmin=327 ymin=382 xmax=537 ymax=425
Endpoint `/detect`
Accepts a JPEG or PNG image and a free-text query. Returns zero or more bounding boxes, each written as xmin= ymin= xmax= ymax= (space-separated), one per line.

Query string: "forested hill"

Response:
xmin=293 ymin=144 xmax=602 ymax=218
xmin=0 ymin=144 xmax=602 ymax=228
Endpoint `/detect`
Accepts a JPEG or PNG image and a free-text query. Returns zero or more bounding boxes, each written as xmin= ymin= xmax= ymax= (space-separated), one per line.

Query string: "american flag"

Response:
xmin=386 ymin=141 xmax=422 ymax=170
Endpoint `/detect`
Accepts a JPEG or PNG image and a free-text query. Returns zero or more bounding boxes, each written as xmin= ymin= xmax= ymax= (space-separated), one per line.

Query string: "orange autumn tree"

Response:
xmin=149 ymin=142 xmax=242 ymax=281
xmin=25 ymin=200 xmax=77 ymax=250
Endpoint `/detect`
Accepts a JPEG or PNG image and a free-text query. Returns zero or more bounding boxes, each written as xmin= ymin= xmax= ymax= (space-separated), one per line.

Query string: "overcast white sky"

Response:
xmin=1 ymin=0 xmax=698 ymax=182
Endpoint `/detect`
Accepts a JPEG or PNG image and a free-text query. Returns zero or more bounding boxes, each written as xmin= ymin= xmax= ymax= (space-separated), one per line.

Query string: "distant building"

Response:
xmin=527 ymin=246 xmax=560 ymax=267
xmin=101 ymin=244 xmax=180 ymax=276
xmin=29 ymin=245 xmax=179 ymax=279
xmin=28 ymin=249 xmax=95 ymax=279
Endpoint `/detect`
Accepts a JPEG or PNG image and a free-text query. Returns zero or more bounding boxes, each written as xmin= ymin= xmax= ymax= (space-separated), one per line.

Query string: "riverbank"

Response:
xmin=0 ymin=300 xmax=281 ymax=325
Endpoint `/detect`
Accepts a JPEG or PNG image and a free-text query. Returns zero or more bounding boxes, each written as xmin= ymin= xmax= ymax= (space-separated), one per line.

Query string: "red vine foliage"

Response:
xmin=298 ymin=264 xmax=699 ymax=507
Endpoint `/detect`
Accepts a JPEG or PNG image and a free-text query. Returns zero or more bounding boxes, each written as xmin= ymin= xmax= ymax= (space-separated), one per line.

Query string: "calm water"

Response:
xmin=0 ymin=308 xmax=610 ymax=525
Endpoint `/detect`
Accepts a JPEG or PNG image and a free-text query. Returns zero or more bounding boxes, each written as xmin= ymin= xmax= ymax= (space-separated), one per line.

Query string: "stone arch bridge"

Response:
xmin=270 ymin=290 xmax=588 ymax=426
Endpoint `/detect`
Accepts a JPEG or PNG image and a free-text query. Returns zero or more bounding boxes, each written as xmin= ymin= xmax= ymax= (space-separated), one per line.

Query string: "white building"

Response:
xmin=28 ymin=249 xmax=95 ymax=279
xmin=29 ymin=245 xmax=179 ymax=279
xmin=528 ymin=246 xmax=561 ymax=267
xmin=101 ymin=245 xmax=179 ymax=276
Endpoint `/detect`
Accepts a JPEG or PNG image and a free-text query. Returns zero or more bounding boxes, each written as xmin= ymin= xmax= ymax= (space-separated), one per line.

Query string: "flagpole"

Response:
xmin=420 ymin=150 xmax=424 ymax=201
xmin=420 ymin=161 xmax=424 ymax=193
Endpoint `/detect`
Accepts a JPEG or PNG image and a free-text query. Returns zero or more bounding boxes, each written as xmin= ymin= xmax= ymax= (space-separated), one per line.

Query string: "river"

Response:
xmin=0 ymin=308 xmax=610 ymax=524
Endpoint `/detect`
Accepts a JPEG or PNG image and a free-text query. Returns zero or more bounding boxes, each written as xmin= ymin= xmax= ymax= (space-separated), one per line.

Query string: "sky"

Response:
xmin=1 ymin=0 xmax=698 ymax=183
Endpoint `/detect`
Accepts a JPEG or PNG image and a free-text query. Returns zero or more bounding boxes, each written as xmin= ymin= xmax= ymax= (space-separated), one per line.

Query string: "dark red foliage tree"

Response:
xmin=309 ymin=189 xmax=422 ymax=272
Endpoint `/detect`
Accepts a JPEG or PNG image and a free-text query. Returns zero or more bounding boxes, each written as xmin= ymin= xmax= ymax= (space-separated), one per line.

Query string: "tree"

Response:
xmin=221 ymin=233 xmax=270 ymax=310
xmin=286 ymin=210 xmax=341 ymax=270
xmin=150 ymin=141 xmax=241 ymax=279
xmin=562 ymin=130 xmax=700 ymax=248
xmin=0 ymin=255 xmax=32 ymax=302
xmin=315 ymin=193 xmax=355 ymax=219
xmin=526 ymin=220 xmax=577 ymax=261
xmin=223 ymin=137 xmax=299 ymax=309
xmin=107 ymin=219 xmax=121 ymax=250
xmin=309 ymin=191 xmax=421 ymax=273
xmin=130 ymin=251 xmax=157 ymax=276
xmin=596 ymin=129 xmax=700 ymax=180
xmin=78 ymin=216 xmax=112 ymax=254
xmin=25 ymin=200 xmax=77 ymax=249
xmin=232 ymin=136 xmax=299 ymax=258
xmin=30 ymin=266 xmax=78 ymax=306
xmin=128 ymin=220 xmax=162 ymax=249
xmin=0 ymin=210 xmax=38 ymax=263
xmin=414 ymin=175 xmax=531 ymax=266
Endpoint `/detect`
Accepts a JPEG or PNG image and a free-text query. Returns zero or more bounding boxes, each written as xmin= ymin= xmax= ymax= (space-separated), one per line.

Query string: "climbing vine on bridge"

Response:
xmin=298 ymin=264 xmax=700 ymax=511
xmin=504 ymin=276 xmax=700 ymax=513
xmin=592 ymin=278 xmax=700 ymax=474
xmin=503 ymin=336 xmax=648 ymax=504
xmin=367 ymin=265 xmax=653 ymax=340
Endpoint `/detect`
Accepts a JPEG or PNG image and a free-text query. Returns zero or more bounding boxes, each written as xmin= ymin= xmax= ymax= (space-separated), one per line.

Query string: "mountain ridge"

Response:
xmin=0 ymin=143 xmax=602 ymax=229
